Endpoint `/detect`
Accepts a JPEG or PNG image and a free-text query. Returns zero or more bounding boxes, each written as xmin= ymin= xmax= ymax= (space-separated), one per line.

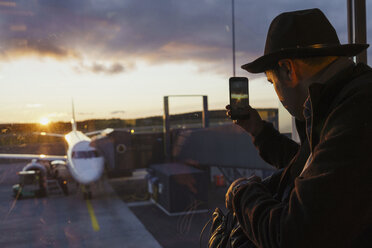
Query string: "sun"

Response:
xmin=39 ymin=117 xmax=50 ymax=126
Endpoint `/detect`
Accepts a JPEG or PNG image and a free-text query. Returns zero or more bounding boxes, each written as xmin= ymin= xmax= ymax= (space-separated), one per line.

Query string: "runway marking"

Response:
xmin=86 ymin=199 xmax=100 ymax=232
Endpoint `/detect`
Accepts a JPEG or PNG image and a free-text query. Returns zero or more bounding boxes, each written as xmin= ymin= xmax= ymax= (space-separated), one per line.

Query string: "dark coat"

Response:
xmin=232 ymin=63 xmax=372 ymax=248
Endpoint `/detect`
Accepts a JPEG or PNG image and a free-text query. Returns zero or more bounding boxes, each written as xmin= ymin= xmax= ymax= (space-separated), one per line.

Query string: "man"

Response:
xmin=225 ymin=8 xmax=372 ymax=248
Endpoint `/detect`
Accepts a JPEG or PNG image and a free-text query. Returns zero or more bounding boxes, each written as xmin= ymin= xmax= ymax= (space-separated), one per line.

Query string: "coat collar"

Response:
xmin=305 ymin=60 xmax=356 ymax=150
xmin=307 ymin=58 xmax=355 ymax=110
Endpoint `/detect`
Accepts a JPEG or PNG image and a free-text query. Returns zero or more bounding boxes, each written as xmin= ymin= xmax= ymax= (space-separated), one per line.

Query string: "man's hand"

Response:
xmin=225 ymin=176 xmax=262 ymax=210
xmin=226 ymin=105 xmax=264 ymax=137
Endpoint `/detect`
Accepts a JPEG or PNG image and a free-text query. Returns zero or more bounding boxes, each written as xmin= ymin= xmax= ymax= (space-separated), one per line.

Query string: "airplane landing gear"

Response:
xmin=82 ymin=185 xmax=92 ymax=199
xmin=83 ymin=191 xmax=92 ymax=199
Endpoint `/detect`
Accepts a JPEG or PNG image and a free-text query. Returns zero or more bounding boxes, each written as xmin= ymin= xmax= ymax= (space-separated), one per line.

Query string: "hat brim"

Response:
xmin=241 ymin=44 xmax=369 ymax=73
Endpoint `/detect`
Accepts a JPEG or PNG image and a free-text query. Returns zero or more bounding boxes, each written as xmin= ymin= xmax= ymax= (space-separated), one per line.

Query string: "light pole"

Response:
xmin=232 ymin=0 xmax=236 ymax=76
xmin=347 ymin=0 xmax=367 ymax=64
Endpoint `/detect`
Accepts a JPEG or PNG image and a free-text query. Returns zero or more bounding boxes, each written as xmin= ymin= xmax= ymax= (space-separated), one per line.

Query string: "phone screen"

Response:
xmin=229 ymin=77 xmax=249 ymax=120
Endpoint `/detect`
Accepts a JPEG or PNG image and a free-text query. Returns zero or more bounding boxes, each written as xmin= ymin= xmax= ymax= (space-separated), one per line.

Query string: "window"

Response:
xmin=0 ymin=1 xmax=364 ymax=248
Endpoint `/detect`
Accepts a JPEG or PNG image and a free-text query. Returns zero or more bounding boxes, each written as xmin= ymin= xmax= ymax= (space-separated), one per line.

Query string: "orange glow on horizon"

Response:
xmin=39 ymin=117 xmax=50 ymax=126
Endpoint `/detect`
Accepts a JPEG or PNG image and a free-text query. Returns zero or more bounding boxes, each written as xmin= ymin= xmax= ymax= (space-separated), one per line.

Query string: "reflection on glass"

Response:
xmin=0 ymin=0 xmax=302 ymax=247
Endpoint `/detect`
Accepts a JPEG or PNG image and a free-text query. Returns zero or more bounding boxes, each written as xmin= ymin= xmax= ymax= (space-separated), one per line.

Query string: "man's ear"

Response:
xmin=277 ymin=59 xmax=298 ymax=87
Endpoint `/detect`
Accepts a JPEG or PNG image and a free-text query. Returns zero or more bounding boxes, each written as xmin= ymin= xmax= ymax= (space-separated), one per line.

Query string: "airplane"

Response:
xmin=0 ymin=102 xmax=113 ymax=199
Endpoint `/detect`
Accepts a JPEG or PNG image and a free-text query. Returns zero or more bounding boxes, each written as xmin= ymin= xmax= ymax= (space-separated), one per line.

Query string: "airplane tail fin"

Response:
xmin=71 ymin=99 xmax=77 ymax=132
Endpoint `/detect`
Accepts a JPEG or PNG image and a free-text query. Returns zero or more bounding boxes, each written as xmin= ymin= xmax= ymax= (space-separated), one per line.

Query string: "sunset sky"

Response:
xmin=0 ymin=0 xmax=371 ymax=123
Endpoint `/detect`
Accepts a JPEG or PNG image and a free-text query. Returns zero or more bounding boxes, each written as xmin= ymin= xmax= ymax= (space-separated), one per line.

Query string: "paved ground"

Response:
xmin=0 ymin=162 xmax=162 ymax=248
xmin=0 ymin=140 xmax=230 ymax=248
xmin=110 ymin=173 xmax=228 ymax=248
xmin=127 ymin=188 xmax=227 ymax=248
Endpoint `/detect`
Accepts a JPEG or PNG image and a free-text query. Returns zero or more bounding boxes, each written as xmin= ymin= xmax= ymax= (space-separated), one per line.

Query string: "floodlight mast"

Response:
xmin=163 ymin=95 xmax=209 ymax=162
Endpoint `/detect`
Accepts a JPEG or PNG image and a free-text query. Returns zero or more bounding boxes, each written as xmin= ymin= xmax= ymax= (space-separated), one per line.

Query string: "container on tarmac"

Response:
xmin=12 ymin=170 xmax=47 ymax=198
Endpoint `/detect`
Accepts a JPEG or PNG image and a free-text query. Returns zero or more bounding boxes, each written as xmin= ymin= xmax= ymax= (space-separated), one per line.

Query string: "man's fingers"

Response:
xmin=225 ymin=178 xmax=251 ymax=210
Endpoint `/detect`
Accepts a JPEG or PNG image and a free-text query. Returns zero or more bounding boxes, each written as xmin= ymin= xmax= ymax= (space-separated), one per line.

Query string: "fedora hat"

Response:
xmin=242 ymin=8 xmax=369 ymax=73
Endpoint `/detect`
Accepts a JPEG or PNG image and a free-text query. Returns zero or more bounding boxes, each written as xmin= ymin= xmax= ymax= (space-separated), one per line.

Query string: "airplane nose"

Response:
xmin=72 ymin=157 xmax=104 ymax=184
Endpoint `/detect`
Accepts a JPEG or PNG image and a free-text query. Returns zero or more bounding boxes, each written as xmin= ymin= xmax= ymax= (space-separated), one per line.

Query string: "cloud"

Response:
xmin=77 ymin=112 xmax=94 ymax=116
xmin=47 ymin=112 xmax=68 ymax=118
xmin=91 ymin=62 xmax=124 ymax=74
xmin=0 ymin=0 xmax=367 ymax=74
xmin=26 ymin=103 xmax=42 ymax=108
xmin=75 ymin=62 xmax=125 ymax=75
xmin=111 ymin=110 xmax=125 ymax=115
xmin=2 ymin=40 xmax=80 ymax=60
xmin=0 ymin=0 xmax=231 ymax=66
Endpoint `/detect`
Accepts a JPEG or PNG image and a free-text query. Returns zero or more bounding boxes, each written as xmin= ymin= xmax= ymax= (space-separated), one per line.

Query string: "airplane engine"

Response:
xmin=23 ymin=159 xmax=47 ymax=177
xmin=19 ymin=159 xmax=48 ymax=197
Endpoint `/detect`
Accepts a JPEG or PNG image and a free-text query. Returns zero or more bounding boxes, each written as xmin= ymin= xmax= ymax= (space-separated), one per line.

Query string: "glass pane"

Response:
xmin=0 ymin=1 xmax=361 ymax=247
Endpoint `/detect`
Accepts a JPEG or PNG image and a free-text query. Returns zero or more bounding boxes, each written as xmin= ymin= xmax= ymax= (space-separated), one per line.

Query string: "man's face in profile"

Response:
xmin=265 ymin=69 xmax=305 ymax=120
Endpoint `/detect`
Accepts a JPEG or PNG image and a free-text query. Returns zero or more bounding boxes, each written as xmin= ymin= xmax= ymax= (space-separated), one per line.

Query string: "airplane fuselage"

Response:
xmin=65 ymin=131 xmax=104 ymax=185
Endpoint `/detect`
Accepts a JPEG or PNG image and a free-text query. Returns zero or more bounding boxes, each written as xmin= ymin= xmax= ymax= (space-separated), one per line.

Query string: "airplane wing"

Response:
xmin=0 ymin=154 xmax=67 ymax=161
xmin=33 ymin=132 xmax=65 ymax=138
xmin=84 ymin=128 xmax=114 ymax=136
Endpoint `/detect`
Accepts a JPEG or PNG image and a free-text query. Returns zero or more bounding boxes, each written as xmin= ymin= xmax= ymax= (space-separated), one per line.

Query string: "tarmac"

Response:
xmin=0 ymin=162 xmax=163 ymax=248
xmin=111 ymin=171 xmax=228 ymax=248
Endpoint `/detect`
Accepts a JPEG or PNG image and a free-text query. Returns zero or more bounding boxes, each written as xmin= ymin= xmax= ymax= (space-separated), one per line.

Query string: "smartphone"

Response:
xmin=229 ymin=77 xmax=249 ymax=120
